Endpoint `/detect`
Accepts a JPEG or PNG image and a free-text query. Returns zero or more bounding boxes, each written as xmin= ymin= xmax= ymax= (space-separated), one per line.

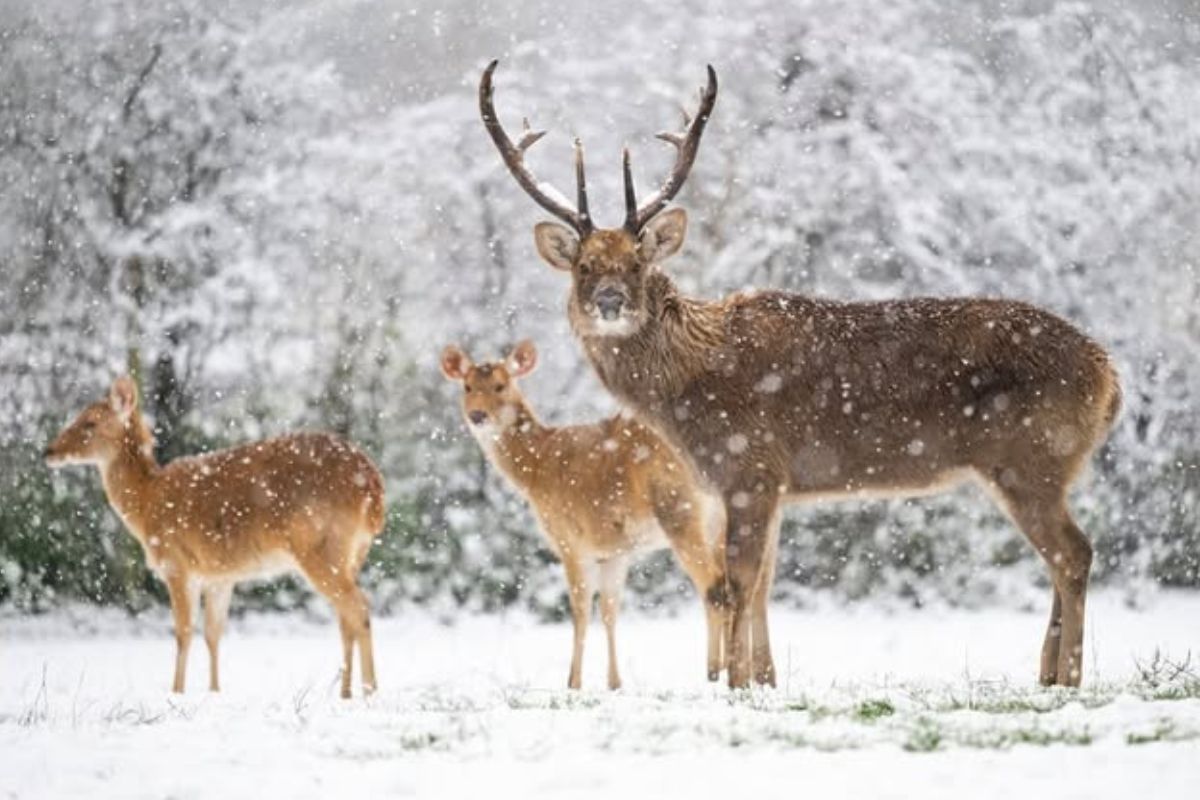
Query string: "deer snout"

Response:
xmin=594 ymin=287 xmax=627 ymax=321
xmin=468 ymin=410 xmax=488 ymax=426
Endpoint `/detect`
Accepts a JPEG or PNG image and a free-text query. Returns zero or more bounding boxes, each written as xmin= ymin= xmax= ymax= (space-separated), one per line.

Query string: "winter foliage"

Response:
xmin=1 ymin=0 xmax=1198 ymax=615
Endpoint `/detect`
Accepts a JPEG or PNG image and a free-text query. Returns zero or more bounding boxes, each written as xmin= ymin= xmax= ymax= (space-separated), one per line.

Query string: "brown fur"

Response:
xmin=442 ymin=341 xmax=727 ymax=689
xmin=45 ymin=376 xmax=386 ymax=698
xmin=535 ymin=221 xmax=1120 ymax=689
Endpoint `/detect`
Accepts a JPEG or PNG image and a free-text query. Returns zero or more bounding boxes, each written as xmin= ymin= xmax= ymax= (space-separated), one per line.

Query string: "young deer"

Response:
xmin=45 ymin=376 xmax=386 ymax=698
xmin=441 ymin=340 xmax=726 ymax=689
xmin=480 ymin=61 xmax=1122 ymax=688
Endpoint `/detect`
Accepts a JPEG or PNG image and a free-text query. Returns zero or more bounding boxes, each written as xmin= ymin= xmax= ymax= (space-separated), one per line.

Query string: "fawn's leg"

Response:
xmin=654 ymin=494 xmax=728 ymax=682
xmin=202 ymin=582 xmax=234 ymax=692
xmin=165 ymin=572 xmax=199 ymax=694
xmin=562 ymin=558 xmax=594 ymax=690
xmin=597 ymin=556 xmax=629 ymax=690
xmin=296 ymin=548 xmax=374 ymax=699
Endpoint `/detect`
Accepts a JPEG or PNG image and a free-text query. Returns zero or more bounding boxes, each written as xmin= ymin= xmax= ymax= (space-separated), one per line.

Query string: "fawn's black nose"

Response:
xmin=468 ymin=410 xmax=488 ymax=426
xmin=43 ymin=446 xmax=55 ymax=458
xmin=594 ymin=288 xmax=626 ymax=321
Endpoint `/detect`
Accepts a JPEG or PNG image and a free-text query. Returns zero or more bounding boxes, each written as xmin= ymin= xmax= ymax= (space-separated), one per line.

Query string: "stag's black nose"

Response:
xmin=43 ymin=446 xmax=55 ymax=458
xmin=468 ymin=410 xmax=488 ymax=426
xmin=594 ymin=288 xmax=626 ymax=321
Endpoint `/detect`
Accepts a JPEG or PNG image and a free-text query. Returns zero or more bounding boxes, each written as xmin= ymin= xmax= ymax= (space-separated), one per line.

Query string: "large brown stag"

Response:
xmin=479 ymin=60 xmax=1121 ymax=688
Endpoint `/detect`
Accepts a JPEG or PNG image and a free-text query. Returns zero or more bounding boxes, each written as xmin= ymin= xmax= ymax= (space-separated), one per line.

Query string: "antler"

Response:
xmin=624 ymin=65 xmax=718 ymax=233
xmin=479 ymin=60 xmax=593 ymax=236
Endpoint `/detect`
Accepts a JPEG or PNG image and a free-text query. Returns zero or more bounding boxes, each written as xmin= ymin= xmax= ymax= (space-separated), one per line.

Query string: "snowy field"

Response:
xmin=3 ymin=592 xmax=1199 ymax=799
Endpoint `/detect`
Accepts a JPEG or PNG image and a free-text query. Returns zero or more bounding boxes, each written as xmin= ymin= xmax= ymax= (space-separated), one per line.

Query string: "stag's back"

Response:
xmin=659 ymin=293 xmax=1120 ymax=497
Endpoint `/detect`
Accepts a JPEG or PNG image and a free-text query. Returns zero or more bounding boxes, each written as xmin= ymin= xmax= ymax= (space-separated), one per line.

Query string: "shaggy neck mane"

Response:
xmin=577 ymin=269 xmax=725 ymax=409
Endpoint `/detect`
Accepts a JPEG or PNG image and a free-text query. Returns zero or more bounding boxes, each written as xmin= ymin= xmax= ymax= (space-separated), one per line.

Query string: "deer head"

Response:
xmin=45 ymin=376 xmax=153 ymax=467
xmin=479 ymin=61 xmax=717 ymax=338
xmin=441 ymin=340 xmax=538 ymax=436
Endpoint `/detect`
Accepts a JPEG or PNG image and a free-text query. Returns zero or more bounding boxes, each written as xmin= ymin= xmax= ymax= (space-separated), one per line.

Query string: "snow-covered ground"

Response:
xmin=3 ymin=591 xmax=1199 ymax=799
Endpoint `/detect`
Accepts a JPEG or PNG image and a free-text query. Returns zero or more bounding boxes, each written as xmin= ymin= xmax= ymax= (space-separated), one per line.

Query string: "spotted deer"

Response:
xmin=479 ymin=61 xmax=1122 ymax=688
xmin=441 ymin=340 xmax=726 ymax=689
xmin=45 ymin=376 xmax=386 ymax=698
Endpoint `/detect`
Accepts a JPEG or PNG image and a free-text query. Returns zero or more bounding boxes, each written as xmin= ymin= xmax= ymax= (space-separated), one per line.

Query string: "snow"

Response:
xmin=3 ymin=591 xmax=1199 ymax=799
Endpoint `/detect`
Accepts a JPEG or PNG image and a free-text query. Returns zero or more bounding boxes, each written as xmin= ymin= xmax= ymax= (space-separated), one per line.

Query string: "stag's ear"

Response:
xmin=506 ymin=339 xmax=538 ymax=377
xmin=109 ymin=375 xmax=138 ymax=421
xmin=440 ymin=345 xmax=472 ymax=381
xmin=637 ymin=208 xmax=688 ymax=264
xmin=533 ymin=222 xmax=579 ymax=272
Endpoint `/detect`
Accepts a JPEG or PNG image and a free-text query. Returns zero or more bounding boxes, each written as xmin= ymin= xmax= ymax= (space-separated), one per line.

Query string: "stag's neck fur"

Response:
xmin=575 ymin=269 xmax=724 ymax=416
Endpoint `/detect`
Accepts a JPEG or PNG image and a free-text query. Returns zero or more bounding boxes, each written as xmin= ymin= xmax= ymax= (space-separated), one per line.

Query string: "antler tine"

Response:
xmin=622 ymin=146 xmax=637 ymax=231
xmin=517 ymin=118 xmax=547 ymax=152
xmin=479 ymin=60 xmax=589 ymax=235
xmin=628 ymin=64 xmax=719 ymax=233
xmin=574 ymin=138 xmax=592 ymax=232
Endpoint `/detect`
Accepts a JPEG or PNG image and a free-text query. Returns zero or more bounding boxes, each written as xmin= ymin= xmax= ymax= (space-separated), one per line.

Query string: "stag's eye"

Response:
xmin=81 ymin=421 xmax=96 ymax=431
xmin=493 ymin=384 xmax=505 ymax=393
xmin=578 ymin=262 xmax=592 ymax=276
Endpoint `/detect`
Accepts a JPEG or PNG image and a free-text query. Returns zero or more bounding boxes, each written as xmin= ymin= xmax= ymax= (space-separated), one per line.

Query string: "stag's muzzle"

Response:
xmin=594 ymin=287 xmax=627 ymax=321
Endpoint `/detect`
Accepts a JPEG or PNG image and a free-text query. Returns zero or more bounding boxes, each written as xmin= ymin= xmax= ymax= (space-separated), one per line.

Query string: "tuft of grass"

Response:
xmin=903 ymin=718 xmax=942 ymax=752
xmin=1125 ymin=719 xmax=1200 ymax=745
xmin=855 ymin=698 xmax=895 ymax=721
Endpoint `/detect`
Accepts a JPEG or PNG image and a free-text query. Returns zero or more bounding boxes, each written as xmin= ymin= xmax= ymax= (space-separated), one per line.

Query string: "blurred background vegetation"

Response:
xmin=1 ymin=0 xmax=1197 ymax=618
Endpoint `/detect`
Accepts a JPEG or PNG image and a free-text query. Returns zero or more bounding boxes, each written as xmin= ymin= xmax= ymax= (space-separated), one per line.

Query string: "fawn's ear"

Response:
xmin=109 ymin=375 xmax=138 ymax=421
xmin=533 ymin=222 xmax=579 ymax=272
xmin=637 ymin=207 xmax=688 ymax=264
xmin=506 ymin=339 xmax=538 ymax=378
xmin=440 ymin=345 xmax=472 ymax=381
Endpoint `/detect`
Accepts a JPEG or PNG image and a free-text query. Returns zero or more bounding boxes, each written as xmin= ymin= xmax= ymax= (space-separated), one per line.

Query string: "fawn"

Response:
xmin=441 ymin=340 xmax=726 ymax=689
xmin=45 ymin=376 xmax=385 ymax=698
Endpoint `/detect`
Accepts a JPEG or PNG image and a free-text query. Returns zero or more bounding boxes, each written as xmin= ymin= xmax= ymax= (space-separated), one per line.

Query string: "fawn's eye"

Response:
xmin=464 ymin=386 xmax=472 ymax=393
xmin=81 ymin=421 xmax=96 ymax=431
xmin=493 ymin=384 xmax=504 ymax=393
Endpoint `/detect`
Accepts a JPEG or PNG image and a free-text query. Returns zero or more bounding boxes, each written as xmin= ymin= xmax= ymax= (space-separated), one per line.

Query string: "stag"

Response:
xmin=479 ymin=60 xmax=1122 ymax=688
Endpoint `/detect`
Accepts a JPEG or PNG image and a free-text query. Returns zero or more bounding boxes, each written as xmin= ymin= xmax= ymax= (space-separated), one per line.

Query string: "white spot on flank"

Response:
xmin=727 ymin=434 xmax=749 ymax=455
xmin=754 ymin=373 xmax=783 ymax=393
xmin=906 ymin=439 xmax=925 ymax=456
xmin=602 ymin=439 xmax=619 ymax=452
xmin=963 ymin=405 xmax=976 ymax=418
xmin=731 ymin=492 xmax=751 ymax=509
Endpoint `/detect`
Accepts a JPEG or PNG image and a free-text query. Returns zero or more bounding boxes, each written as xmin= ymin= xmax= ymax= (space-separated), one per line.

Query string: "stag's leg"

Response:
xmin=296 ymin=549 xmax=375 ymax=699
xmin=202 ymin=582 xmax=234 ymax=692
xmin=164 ymin=573 xmax=199 ymax=694
xmin=723 ymin=493 xmax=780 ymax=689
xmin=1040 ymin=589 xmax=1064 ymax=686
xmin=562 ymin=558 xmax=594 ymax=690
xmin=991 ymin=479 xmax=1092 ymax=687
xmin=654 ymin=497 xmax=728 ymax=682
xmin=751 ymin=526 xmax=780 ymax=687
xmin=597 ymin=556 xmax=628 ymax=690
